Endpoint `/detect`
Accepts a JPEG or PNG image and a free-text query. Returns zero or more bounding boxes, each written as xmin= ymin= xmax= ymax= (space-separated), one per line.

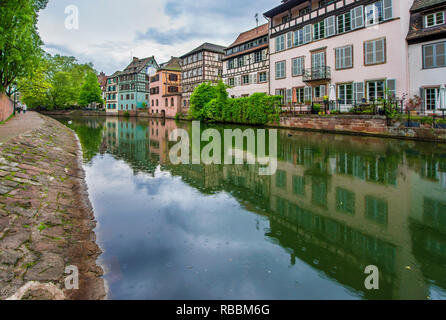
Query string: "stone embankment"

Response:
xmin=0 ymin=112 xmax=105 ymax=300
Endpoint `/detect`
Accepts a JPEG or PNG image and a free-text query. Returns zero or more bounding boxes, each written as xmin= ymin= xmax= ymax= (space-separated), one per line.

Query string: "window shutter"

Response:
xmin=365 ymin=41 xmax=372 ymax=65
xmin=354 ymin=82 xmax=364 ymax=103
xmin=420 ymin=87 xmax=425 ymax=112
xmin=286 ymin=89 xmax=292 ymax=103
xmin=386 ymin=79 xmax=396 ymax=99
xmin=304 ymin=25 xmax=312 ymax=44
xmin=287 ymin=32 xmax=293 ymax=48
xmin=304 ymin=86 xmax=312 ymax=102
xmin=351 ymin=6 xmax=364 ymax=30
xmin=275 ymin=37 xmax=280 ymax=53
xmin=335 ymin=48 xmax=341 ymax=69
xmin=325 ymin=16 xmax=336 ymax=37
xmin=376 ymin=39 xmax=385 ymax=63
xmin=262 ymin=49 xmax=267 ymax=61
xmin=320 ymin=85 xmax=326 ymax=97
xmin=253 ymin=73 xmax=257 ymax=84
xmin=345 ymin=46 xmax=352 ymax=68
xmin=383 ymin=0 xmax=393 ymax=21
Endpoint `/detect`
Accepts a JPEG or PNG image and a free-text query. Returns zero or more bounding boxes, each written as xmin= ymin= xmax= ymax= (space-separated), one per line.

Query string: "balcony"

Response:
xmin=303 ymin=66 xmax=331 ymax=82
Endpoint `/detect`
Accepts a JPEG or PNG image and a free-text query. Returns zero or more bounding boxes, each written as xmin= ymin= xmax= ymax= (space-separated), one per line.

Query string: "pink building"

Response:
xmin=264 ymin=0 xmax=412 ymax=111
xmin=149 ymin=57 xmax=182 ymax=118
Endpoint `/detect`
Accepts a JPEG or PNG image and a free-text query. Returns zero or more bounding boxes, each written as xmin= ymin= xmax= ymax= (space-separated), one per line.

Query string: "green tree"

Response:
xmin=0 ymin=0 xmax=48 ymax=94
xmin=78 ymin=72 xmax=103 ymax=107
xmin=189 ymin=82 xmax=217 ymax=119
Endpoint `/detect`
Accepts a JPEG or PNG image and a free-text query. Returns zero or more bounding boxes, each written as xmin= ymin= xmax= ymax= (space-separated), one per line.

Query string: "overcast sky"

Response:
xmin=37 ymin=0 xmax=277 ymax=75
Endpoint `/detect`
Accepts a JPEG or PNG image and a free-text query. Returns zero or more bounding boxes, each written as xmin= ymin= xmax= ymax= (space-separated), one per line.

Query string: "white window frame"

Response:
xmin=423 ymin=41 xmax=446 ymax=69
xmin=275 ymin=35 xmax=285 ymax=52
xmin=275 ymin=61 xmax=286 ymax=79
xmin=425 ymin=11 xmax=445 ymax=28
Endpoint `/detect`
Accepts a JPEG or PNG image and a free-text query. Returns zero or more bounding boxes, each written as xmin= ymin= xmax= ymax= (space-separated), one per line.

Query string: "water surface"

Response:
xmin=55 ymin=116 xmax=446 ymax=300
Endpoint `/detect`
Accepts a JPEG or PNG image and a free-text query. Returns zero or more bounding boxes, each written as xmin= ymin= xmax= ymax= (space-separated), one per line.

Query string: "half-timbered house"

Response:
xmin=222 ymin=23 xmax=270 ymax=98
xmin=180 ymin=43 xmax=226 ymax=111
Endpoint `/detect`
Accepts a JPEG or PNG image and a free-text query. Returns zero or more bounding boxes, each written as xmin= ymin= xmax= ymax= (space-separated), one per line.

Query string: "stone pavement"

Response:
xmin=0 ymin=112 xmax=44 ymax=143
xmin=0 ymin=113 xmax=105 ymax=300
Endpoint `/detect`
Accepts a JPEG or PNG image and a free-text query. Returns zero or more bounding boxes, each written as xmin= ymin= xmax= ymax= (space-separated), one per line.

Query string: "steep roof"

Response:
xmin=122 ymin=56 xmax=157 ymax=75
xmin=407 ymin=0 xmax=446 ymax=43
xmin=411 ymin=0 xmax=446 ymax=13
xmin=227 ymin=23 xmax=269 ymax=49
xmin=180 ymin=42 xmax=226 ymax=58
xmin=158 ymin=57 xmax=182 ymax=72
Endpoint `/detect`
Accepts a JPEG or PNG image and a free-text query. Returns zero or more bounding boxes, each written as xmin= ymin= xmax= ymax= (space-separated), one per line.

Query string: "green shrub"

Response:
xmin=123 ymin=111 xmax=130 ymax=118
xmin=189 ymin=81 xmax=281 ymax=125
xmin=421 ymin=116 xmax=433 ymax=125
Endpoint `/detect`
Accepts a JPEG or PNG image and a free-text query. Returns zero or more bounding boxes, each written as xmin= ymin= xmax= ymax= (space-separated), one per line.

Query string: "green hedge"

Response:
xmin=189 ymin=81 xmax=281 ymax=125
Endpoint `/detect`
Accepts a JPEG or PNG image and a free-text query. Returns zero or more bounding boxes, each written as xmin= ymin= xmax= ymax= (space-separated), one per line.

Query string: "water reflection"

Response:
xmin=57 ymin=116 xmax=446 ymax=300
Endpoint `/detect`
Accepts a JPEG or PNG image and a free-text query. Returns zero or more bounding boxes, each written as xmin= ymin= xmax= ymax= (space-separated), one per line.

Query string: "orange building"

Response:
xmin=149 ymin=57 xmax=182 ymax=118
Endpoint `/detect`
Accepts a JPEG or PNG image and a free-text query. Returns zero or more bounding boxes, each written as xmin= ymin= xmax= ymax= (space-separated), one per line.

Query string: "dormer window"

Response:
xmin=425 ymin=11 xmax=445 ymax=28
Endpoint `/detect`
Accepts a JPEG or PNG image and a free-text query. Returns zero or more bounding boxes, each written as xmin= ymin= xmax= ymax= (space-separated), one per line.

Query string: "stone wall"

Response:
xmin=277 ymin=115 xmax=446 ymax=142
xmin=0 ymin=93 xmax=13 ymax=122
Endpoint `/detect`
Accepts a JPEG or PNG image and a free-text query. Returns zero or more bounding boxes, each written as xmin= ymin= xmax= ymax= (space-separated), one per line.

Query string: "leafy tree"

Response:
xmin=78 ymin=72 xmax=104 ymax=107
xmin=0 ymin=0 xmax=48 ymax=94
xmin=189 ymin=82 xmax=217 ymax=119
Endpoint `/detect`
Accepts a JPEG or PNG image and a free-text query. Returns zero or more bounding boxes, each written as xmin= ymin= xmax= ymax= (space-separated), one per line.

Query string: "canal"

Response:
xmin=54 ymin=116 xmax=446 ymax=300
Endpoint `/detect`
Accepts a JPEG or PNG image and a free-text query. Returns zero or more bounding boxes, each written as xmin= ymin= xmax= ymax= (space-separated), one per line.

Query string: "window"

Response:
xmin=242 ymin=75 xmax=250 ymax=85
xmin=254 ymin=51 xmax=263 ymax=63
xmin=367 ymin=80 xmax=385 ymax=101
xmin=425 ymin=11 xmax=445 ymax=28
xmin=423 ymin=42 xmax=446 ymax=68
xmin=295 ymin=87 xmax=305 ymax=103
xmin=313 ymin=21 xmax=325 ymax=40
xmin=229 ymin=78 xmax=235 ymax=86
xmin=314 ymin=85 xmax=326 ymax=98
xmin=293 ymin=28 xmax=304 ymax=46
xmin=275 ymin=61 xmax=286 ymax=79
xmin=292 ymin=57 xmax=304 ymax=76
xmin=365 ymin=1 xmax=383 ymax=26
xmin=304 ymin=24 xmax=312 ymax=43
xmin=171 ymin=98 xmax=174 ymax=107
xmin=351 ymin=5 xmax=364 ymax=29
xmin=299 ymin=7 xmax=309 ymax=16
xmin=335 ymin=45 xmax=353 ymax=69
xmin=275 ymin=34 xmax=285 ymax=52
xmin=336 ymin=187 xmax=355 ymax=215
xmin=258 ymin=72 xmax=268 ymax=83
xmin=325 ymin=16 xmax=336 ymax=37
xmin=425 ymin=88 xmax=439 ymax=111
xmin=365 ymin=196 xmax=388 ymax=225
xmin=276 ymin=170 xmax=287 ymax=188
xmin=338 ymin=83 xmax=353 ymax=105
xmin=364 ymin=38 xmax=386 ymax=65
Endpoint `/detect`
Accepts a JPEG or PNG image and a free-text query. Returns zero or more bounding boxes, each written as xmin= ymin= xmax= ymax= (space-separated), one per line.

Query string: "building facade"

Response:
xmin=264 ymin=0 xmax=412 ymax=110
xmin=222 ymin=24 xmax=270 ymax=98
xmin=105 ymin=71 xmax=120 ymax=114
xmin=118 ymin=56 xmax=158 ymax=113
xmin=407 ymin=0 xmax=446 ymax=114
xmin=97 ymin=72 xmax=107 ymax=109
xmin=149 ymin=57 xmax=182 ymax=118
xmin=180 ymin=43 xmax=225 ymax=111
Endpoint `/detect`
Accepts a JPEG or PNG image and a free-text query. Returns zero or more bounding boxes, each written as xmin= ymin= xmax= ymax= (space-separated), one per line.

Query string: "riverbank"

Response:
xmin=39 ymin=110 xmax=446 ymax=143
xmin=0 ymin=112 xmax=105 ymax=300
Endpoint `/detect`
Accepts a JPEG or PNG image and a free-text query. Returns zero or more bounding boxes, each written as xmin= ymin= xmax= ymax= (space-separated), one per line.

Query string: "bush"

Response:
xmin=123 ymin=111 xmax=130 ymax=118
xmin=421 ymin=116 xmax=433 ymax=125
xmin=189 ymin=81 xmax=281 ymax=125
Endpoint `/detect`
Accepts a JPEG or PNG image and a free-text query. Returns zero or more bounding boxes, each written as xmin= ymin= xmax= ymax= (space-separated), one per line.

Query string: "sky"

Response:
xmin=37 ymin=0 xmax=277 ymax=75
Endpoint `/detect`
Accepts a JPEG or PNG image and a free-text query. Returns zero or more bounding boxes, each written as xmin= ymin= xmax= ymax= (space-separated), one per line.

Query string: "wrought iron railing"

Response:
xmin=302 ymin=66 xmax=331 ymax=82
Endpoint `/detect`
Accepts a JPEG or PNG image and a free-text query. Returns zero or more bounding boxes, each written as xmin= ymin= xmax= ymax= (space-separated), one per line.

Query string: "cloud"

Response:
xmin=38 ymin=0 xmax=275 ymax=74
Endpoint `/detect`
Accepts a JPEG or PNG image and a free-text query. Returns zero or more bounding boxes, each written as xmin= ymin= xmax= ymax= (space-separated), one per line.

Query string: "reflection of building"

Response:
xmin=222 ymin=24 xmax=270 ymax=98
xmin=407 ymin=0 xmax=446 ymax=115
xmin=263 ymin=0 xmax=412 ymax=109
xmin=95 ymin=118 xmax=446 ymax=299
xmin=149 ymin=57 xmax=182 ymax=118
xmin=105 ymin=71 xmax=120 ymax=114
xmin=118 ymin=56 xmax=158 ymax=113
xmin=180 ymin=43 xmax=226 ymax=111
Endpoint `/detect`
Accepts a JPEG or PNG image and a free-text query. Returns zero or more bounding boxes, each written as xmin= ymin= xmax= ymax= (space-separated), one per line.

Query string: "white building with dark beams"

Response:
xmin=180 ymin=43 xmax=226 ymax=111
xmin=407 ymin=0 xmax=446 ymax=115
xmin=222 ymin=23 xmax=270 ymax=98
